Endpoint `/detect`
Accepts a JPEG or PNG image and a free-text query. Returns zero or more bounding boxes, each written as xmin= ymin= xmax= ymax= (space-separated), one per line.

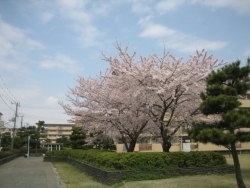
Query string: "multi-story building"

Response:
xmin=116 ymin=92 xmax=250 ymax=153
xmin=40 ymin=123 xmax=75 ymax=143
xmin=0 ymin=112 xmax=12 ymax=135
xmin=117 ymin=127 xmax=250 ymax=153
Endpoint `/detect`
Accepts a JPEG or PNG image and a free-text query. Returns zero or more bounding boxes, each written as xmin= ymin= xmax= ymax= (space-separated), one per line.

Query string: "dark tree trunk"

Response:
xmin=122 ymin=137 xmax=136 ymax=152
xmin=160 ymin=125 xmax=172 ymax=152
xmin=127 ymin=140 xmax=136 ymax=152
xmin=230 ymin=142 xmax=246 ymax=188
xmin=121 ymin=136 xmax=129 ymax=151
xmin=162 ymin=139 xmax=171 ymax=152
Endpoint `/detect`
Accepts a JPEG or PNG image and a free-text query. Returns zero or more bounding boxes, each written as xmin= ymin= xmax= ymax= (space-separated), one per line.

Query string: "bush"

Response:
xmin=1 ymin=147 xmax=10 ymax=152
xmin=9 ymin=149 xmax=21 ymax=154
xmin=0 ymin=151 xmax=15 ymax=159
xmin=20 ymin=147 xmax=48 ymax=154
xmin=45 ymin=150 xmax=227 ymax=171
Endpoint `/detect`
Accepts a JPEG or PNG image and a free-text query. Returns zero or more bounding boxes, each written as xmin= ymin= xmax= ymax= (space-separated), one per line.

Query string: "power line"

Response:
xmin=0 ymin=76 xmax=19 ymax=102
xmin=0 ymin=95 xmax=15 ymax=111
xmin=3 ymin=121 xmax=12 ymax=126
xmin=21 ymin=104 xmax=61 ymax=110
xmin=17 ymin=105 xmax=63 ymax=122
xmin=21 ymin=112 xmax=70 ymax=121
xmin=17 ymin=106 xmax=68 ymax=121
xmin=0 ymin=86 xmax=13 ymax=102
xmin=0 ymin=85 xmax=14 ymax=103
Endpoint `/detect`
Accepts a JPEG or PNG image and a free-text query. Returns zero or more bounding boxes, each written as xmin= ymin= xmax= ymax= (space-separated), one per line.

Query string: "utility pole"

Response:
xmin=20 ymin=115 xmax=23 ymax=128
xmin=10 ymin=102 xmax=20 ymax=150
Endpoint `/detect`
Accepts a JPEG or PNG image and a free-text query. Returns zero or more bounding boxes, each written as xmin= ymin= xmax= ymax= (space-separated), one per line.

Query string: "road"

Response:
xmin=0 ymin=156 xmax=64 ymax=188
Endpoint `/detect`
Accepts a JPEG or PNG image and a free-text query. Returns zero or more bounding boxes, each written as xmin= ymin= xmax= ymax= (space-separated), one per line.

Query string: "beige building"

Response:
xmin=238 ymin=90 xmax=250 ymax=108
xmin=117 ymin=127 xmax=250 ymax=153
xmin=40 ymin=123 xmax=75 ymax=143
xmin=0 ymin=112 xmax=12 ymax=135
xmin=116 ymin=93 xmax=250 ymax=153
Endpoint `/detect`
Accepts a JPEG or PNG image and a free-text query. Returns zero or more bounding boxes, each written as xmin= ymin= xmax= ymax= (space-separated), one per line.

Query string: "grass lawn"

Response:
xmin=52 ymin=154 xmax=250 ymax=188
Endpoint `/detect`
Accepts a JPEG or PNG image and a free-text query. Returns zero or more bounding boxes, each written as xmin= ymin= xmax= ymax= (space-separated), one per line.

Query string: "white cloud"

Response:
xmin=91 ymin=1 xmax=119 ymax=16
xmin=74 ymin=24 xmax=102 ymax=47
xmin=0 ymin=16 xmax=44 ymax=71
xmin=25 ymin=38 xmax=44 ymax=50
xmin=244 ymin=49 xmax=250 ymax=57
xmin=139 ymin=21 xmax=227 ymax=53
xmin=15 ymin=85 xmax=41 ymax=101
xmin=129 ymin=0 xmax=152 ymax=14
xmin=0 ymin=83 xmax=41 ymax=123
xmin=45 ymin=96 xmax=58 ymax=106
xmin=155 ymin=0 xmax=250 ymax=15
xmin=156 ymin=0 xmax=185 ymax=12
xmin=31 ymin=0 xmax=119 ymax=48
xmin=131 ymin=0 xmax=250 ymax=15
xmin=55 ymin=0 xmax=103 ymax=47
xmin=0 ymin=17 xmax=43 ymax=50
xmin=139 ymin=23 xmax=175 ymax=38
xmin=177 ymin=39 xmax=227 ymax=53
xmin=57 ymin=0 xmax=89 ymax=10
xmin=40 ymin=12 xmax=54 ymax=24
xmin=66 ymin=8 xmax=91 ymax=23
xmin=39 ymin=53 xmax=84 ymax=73
xmin=162 ymin=32 xmax=227 ymax=53
xmin=192 ymin=0 xmax=250 ymax=15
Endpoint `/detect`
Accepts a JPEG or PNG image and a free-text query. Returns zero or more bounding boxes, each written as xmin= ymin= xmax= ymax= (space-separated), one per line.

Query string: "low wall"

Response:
xmin=0 ymin=154 xmax=21 ymax=166
xmin=28 ymin=153 xmax=44 ymax=157
xmin=44 ymin=157 xmax=235 ymax=185
xmin=0 ymin=153 xmax=45 ymax=166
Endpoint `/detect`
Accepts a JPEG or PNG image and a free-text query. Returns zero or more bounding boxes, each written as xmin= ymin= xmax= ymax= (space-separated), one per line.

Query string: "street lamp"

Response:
xmin=27 ymin=135 xmax=30 ymax=157
xmin=0 ymin=134 xmax=1 ymax=150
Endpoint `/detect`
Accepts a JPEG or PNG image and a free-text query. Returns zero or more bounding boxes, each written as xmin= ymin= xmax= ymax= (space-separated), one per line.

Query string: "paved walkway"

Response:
xmin=0 ymin=156 xmax=65 ymax=188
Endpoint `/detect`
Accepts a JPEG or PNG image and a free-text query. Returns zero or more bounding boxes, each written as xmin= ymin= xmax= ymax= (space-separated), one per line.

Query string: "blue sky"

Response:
xmin=0 ymin=0 xmax=250 ymax=127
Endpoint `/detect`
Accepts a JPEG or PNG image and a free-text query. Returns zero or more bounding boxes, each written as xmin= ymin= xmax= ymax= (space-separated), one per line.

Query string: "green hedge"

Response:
xmin=45 ymin=150 xmax=227 ymax=171
xmin=0 ymin=151 xmax=14 ymax=159
xmin=20 ymin=147 xmax=48 ymax=154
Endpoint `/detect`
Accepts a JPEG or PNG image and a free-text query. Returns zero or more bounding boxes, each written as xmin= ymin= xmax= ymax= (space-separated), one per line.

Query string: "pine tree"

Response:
xmin=70 ymin=127 xmax=86 ymax=149
xmin=189 ymin=59 xmax=250 ymax=188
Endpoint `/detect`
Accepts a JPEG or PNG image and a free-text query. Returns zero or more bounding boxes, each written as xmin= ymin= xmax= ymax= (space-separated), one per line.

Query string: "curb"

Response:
xmin=50 ymin=162 xmax=67 ymax=188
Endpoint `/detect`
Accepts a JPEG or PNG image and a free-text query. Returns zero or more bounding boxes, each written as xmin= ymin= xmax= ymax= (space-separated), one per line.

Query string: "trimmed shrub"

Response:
xmin=1 ymin=147 xmax=10 ymax=152
xmin=45 ymin=150 xmax=227 ymax=171
xmin=0 ymin=151 xmax=14 ymax=159
xmin=20 ymin=147 xmax=48 ymax=154
xmin=9 ymin=149 xmax=21 ymax=154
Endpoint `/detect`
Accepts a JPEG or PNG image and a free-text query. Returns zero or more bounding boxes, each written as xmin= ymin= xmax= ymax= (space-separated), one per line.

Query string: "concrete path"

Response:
xmin=0 ymin=156 xmax=65 ymax=188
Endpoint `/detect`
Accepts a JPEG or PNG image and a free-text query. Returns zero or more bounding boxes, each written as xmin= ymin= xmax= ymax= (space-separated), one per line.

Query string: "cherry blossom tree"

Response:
xmin=59 ymin=74 xmax=153 ymax=152
xmin=60 ymin=44 xmax=224 ymax=152
xmin=102 ymin=45 xmax=224 ymax=152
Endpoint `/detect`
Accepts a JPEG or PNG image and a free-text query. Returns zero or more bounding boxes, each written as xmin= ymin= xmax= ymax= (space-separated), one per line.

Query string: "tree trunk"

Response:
xmin=160 ymin=126 xmax=172 ymax=152
xmin=230 ymin=142 xmax=246 ymax=188
xmin=122 ymin=138 xmax=136 ymax=152
xmin=121 ymin=137 xmax=135 ymax=152
xmin=127 ymin=140 xmax=136 ymax=152
xmin=162 ymin=139 xmax=171 ymax=152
